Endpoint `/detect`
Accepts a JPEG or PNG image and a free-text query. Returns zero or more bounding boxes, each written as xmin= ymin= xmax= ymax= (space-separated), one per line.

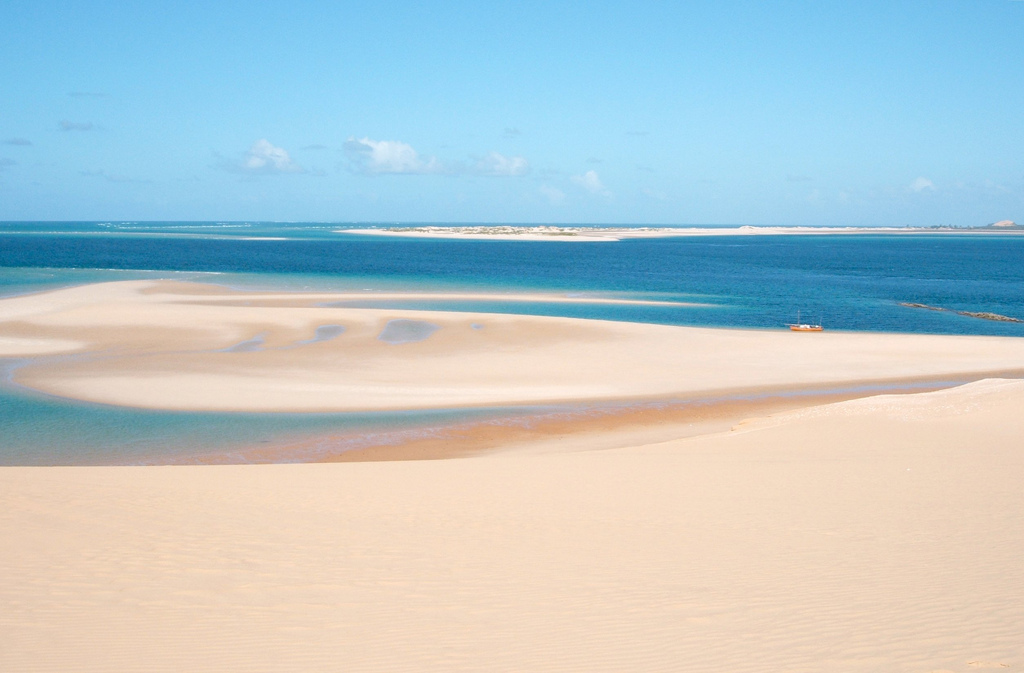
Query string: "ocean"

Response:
xmin=2 ymin=222 xmax=1022 ymax=464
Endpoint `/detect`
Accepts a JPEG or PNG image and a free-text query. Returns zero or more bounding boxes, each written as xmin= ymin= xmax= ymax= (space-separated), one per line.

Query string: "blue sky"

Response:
xmin=1 ymin=0 xmax=1022 ymax=225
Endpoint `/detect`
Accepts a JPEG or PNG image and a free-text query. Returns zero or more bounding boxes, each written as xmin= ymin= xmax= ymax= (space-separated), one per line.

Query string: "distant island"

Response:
xmin=338 ymin=222 xmax=1024 ymax=241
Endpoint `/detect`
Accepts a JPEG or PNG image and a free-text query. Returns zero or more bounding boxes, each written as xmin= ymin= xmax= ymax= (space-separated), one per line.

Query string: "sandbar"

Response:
xmin=3 ymin=278 xmax=1023 ymax=670
xmin=339 ymin=224 xmax=1024 ymax=241
xmin=5 ymin=279 xmax=1024 ymax=412
xmin=3 ymin=280 xmax=1024 ymax=412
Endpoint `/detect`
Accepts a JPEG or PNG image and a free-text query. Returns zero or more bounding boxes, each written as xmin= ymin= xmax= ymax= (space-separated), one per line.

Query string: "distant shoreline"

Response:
xmin=338 ymin=224 xmax=1024 ymax=241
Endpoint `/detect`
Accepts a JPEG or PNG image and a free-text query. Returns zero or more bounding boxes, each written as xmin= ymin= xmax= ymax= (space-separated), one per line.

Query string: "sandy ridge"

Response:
xmin=4 ymin=279 xmax=1024 ymax=412
xmin=340 ymin=225 xmax=1024 ymax=241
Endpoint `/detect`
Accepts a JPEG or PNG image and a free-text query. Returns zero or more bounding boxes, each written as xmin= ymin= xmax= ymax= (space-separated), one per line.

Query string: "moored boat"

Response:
xmin=786 ymin=311 xmax=824 ymax=332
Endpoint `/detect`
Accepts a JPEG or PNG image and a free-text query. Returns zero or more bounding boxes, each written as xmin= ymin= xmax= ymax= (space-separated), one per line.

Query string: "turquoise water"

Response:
xmin=3 ymin=223 xmax=1023 ymax=333
xmin=0 ymin=360 xmax=530 ymax=465
xmin=1 ymin=222 xmax=1023 ymax=464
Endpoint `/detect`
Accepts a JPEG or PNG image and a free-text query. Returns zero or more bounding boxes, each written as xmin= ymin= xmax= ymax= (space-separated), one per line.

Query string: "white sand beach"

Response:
xmin=339 ymin=225 xmax=1023 ymax=241
xmin=1 ymin=378 xmax=1021 ymax=672
xmin=5 ymin=0 xmax=1023 ymax=668
xmin=2 ymin=280 xmax=1023 ymax=671
xmin=4 ymin=280 xmax=1024 ymax=412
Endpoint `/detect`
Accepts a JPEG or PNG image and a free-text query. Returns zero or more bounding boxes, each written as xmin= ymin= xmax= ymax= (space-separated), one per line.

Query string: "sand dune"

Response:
xmin=4 ymin=280 xmax=1024 ymax=412
xmin=2 ymin=379 xmax=1021 ymax=672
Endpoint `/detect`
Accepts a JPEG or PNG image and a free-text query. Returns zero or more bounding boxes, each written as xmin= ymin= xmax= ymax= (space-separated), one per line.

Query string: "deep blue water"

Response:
xmin=2 ymin=222 xmax=1023 ymax=334
xmin=1 ymin=222 xmax=1022 ymax=464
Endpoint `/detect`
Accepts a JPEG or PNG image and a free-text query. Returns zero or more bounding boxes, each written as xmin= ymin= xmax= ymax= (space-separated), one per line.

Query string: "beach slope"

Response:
xmin=1 ymin=379 xmax=1021 ymax=672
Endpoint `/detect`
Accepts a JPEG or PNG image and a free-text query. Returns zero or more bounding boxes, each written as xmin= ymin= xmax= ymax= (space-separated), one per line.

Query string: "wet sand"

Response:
xmin=277 ymin=379 xmax=971 ymax=463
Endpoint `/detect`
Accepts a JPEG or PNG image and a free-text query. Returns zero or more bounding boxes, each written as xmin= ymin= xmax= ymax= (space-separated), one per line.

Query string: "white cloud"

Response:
xmin=242 ymin=139 xmax=303 ymax=173
xmin=910 ymin=176 xmax=936 ymax=192
xmin=571 ymin=170 xmax=609 ymax=195
xmin=345 ymin=137 xmax=442 ymax=175
xmin=473 ymin=152 xmax=528 ymax=176
xmin=540 ymin=185 xmax=565 ymax=205
xmin=345 ymin=138 xmax=529 ymax=178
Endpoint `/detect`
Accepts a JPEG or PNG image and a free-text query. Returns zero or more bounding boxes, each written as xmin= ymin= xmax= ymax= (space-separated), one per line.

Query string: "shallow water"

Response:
xmin=0 ymin=359 xmax=523 ymax=466
xmin=2 ymin=224 xmax=1022 ymax=335
xmin=378 ymin=319 xmax=441 ymax=344
xmin=224 ymin=334 xmax=266 ymax=352
xmin=304 ymin=324 xmax=345 ymax=343
xmin=2 ymin=222 xmax=1023 ymax=464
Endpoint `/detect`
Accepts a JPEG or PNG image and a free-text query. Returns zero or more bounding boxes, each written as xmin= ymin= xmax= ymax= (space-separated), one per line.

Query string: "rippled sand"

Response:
xmin=2 ymin=379 xmax=1022 ymax=672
